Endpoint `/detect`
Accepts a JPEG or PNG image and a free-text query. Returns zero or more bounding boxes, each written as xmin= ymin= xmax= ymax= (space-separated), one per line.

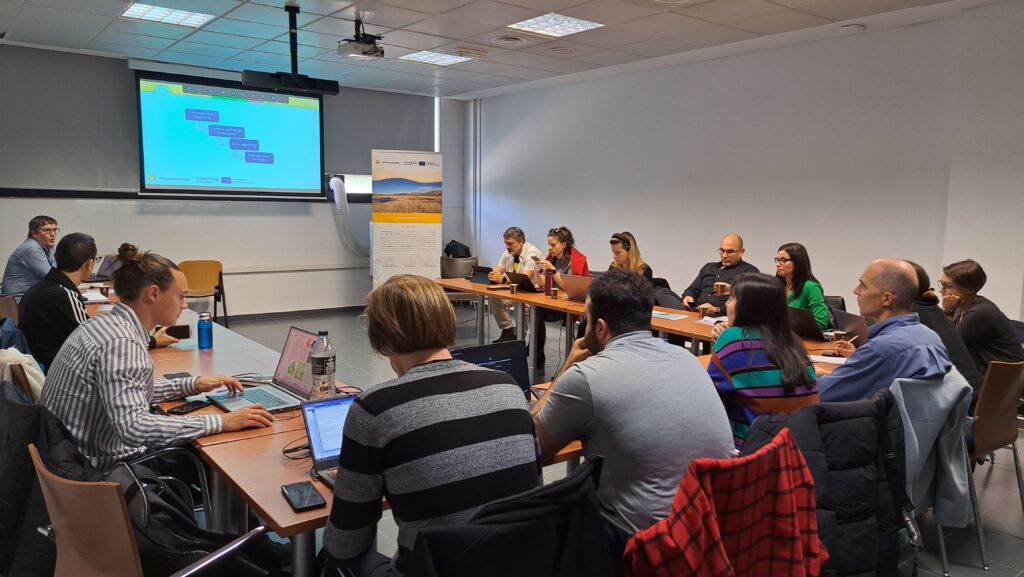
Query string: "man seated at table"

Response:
xmin=324 ymin=275 xmax=539 ymax=577
xmin=532 ymin=269 xmax=734 ymax=559
xmin=681 ymin=233 xmax=759 ymax=316
xmin=1 ymin=215 xmax=59 ymax=302
xmin=489 ymin=226 xmax=544 ymax=343
xmin=39 ymin=243 xmax=273 ymax=471
xmin=818 ymin=259 xmax=952 ymax=402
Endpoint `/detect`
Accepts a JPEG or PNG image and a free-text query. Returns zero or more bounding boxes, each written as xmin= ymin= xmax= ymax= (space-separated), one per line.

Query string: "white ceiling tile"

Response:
xmin=733 ymin=9 xmax=830 ymax=34
xmin=166 ymin=40 xmax=244 ymax=58
xmin=339 ymin=66 xmax=397 ymax=82
xmin=249 ymin=0 xmax=355 ymax=16
xmin=375 ymin=0 xmax=475 ymax=13
xmin=462 ymin=27 xmax=552 ymax=49
xmin=186 ymin=30 xmax=266 ymax=49
xmin=435 ymin=79 xmax=490 ymax=96
xmin=204 ymin=18 xmax=288 ymax=39
xmin=561 ymin=0 xmax=664 ymax=26
xmin=522 ymin=39 xmax=602 ymax=59
xmin=27 ymin=0 xmax=128 ymax=17
xmin=494 ymin=64 xmax=558 ymax=79
xmin=768 ymin=0 xmax=821 ymax=6
xmin=618 ymin=36 xmax=700 ymax=57
xmin=223 ymin=3 xmax=320 ymax=27
xmin=366 ymin=58 xmax=436 ymax=73
xmin=441 ymin=1 xmax=542 ymax=28
xmin=560 ymin=24 xmax=648 ymax=48
xmin=405 ymin=15 xmax=496 ymax=40
xmin=95 ymin=30 xmax=177 ymax=49
xmin=489 ymin=0 xmax=587 ymax=12
xmin=467 ymin=74 xmax=522 ymax=87
xmin=572 ymin=48 xmax=644 ymax=65
xmin=449 ymin=59 xmax=521 ymax=74
xmin=335 ymin=1 xmax=431 ymax=28
xmin=414 ymin=65 xmax=483 ymax=80
xmin=485 ymin=49 xmax=559 ymax=67
xmin=104 ymin=18 xmax=196 ymax=39
xmin=799 ymin=0 xmax=913 ymax=21
xmin=152 ymin=0 xmax=240 ymax=16
xmin=229 ymin=49 xmax=293 ymax=66
xmin=674 ymin=0 xmax=786 ymax=25
xmin=251 ymin=39 xmax=327 ymax=58
xmin=626 ymin=13 xmax=759 ymax=46
xmin=431 ymin=40 xmax=508 ymax=58
xmin=86 ymin=40 xmax=160 ymax=58
xmin=373 ymin=74 xmax=437 ymax=91
xmin=298 ymin=58 xmax=365 ymax=75
xmin=301 ymin=15 xmax=389 ymax=36
xmin=156 ymin=51 xmax=231 ymax=68
xmin=530 ymin=58 xmax=596 ymax=73
xmin=287 ymin=29 xmax=349 ymax=49
xmin=378 ymin=28 xmax=449 ymax=49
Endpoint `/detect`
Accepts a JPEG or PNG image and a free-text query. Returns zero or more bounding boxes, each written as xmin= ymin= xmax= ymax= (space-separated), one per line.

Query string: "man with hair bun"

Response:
xmin=818 ymin=259 xmax=953 ymax=402
xmin=40 ymin=243 xmax=273 ymax=470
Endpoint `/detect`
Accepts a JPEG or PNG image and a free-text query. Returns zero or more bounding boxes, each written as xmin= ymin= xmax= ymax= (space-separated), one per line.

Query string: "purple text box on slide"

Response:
xmin=245 ymin=152 xmax=274 ymax=164
xmin=185 ymin=109 xmax=219 ymax=122
xmin=221 ymin=177 xmax=232 ymax=184
xmin=229 ymin=138 xmax=259 ymax=151
xmin=209 ymin=125 xmax=245 ymax=138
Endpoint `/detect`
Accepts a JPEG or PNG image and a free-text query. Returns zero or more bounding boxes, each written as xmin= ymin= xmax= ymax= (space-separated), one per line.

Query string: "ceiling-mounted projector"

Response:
xmin=241 ymin=4 xmax=339 ymax=95
xmin=338 ymin=19 xmax=384 ymax=61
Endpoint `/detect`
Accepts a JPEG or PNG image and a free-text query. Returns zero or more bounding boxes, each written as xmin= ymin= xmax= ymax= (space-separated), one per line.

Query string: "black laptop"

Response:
xmin=831 ymin=308 xmax=870 ymax=344
xmin=788 ymin=307 xmax=827 ymax=341
xmin=451 ymin=340 xmax=530 ymax=397
xmin=504 ymin=271 xmax=542 ymax=293
xmin=469 ymin=265 xmax=493 ymax=284
xmin=302 ymin=394 xmax=357 ymax=488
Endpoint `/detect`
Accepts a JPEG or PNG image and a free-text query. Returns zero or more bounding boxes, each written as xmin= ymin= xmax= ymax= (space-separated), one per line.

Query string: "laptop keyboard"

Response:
xmin=242 ymin=387 xmax=288 ymax=409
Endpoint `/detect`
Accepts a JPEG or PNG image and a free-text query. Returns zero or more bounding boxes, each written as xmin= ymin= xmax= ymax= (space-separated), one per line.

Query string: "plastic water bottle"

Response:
xmin=544 ymin=268 xmax=555 ymax=296
xmin=310 ymin=331 xmax=336 ymax=399
xmin=197 ymin=313 xmax=213 ymax=350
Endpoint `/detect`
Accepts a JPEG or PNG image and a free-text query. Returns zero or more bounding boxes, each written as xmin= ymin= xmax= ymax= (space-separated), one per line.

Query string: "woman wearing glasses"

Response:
xmin=534 ymin=227 xmax=590 ymax=371
xmin=609 ymin=231 xmax=653 ymax=281
xmin=939 ymin=259 xmax=1024 ymax=377
xmin=774 ymin=242 xmax=829 ymax=331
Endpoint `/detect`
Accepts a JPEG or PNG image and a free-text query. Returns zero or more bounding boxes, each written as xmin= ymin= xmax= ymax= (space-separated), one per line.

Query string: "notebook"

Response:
xmin=302 ymin=395 xmax=357 ymax=487
xmin=209 ymin=326 xmax=319 ymax=413
xmin=451 ymin=340 xmax=530 ymax=395
xmin=561 ymin=274 xmax=592 ymax=302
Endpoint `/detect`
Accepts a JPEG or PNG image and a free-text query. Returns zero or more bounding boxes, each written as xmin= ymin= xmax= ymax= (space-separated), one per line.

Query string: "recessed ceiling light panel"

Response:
xmin=120 ymin=3 xmax=215 ymax=28
xmin=507 ymin=13 xmax=603 ymax=38
xmin=399 ymin=50 xmax=473 ymax=66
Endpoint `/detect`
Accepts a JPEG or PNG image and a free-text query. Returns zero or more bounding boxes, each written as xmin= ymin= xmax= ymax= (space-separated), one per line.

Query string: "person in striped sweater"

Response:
xmin=707 ymin=273 xmax=819 ymax=447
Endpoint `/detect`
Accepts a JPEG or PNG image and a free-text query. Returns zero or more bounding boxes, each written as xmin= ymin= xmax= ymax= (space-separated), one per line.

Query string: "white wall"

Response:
xmin=473 ymin=2 xmax=1024 ymax=319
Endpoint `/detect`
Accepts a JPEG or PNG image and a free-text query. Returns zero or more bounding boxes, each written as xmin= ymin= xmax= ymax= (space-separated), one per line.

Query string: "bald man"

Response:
xmin=818 ymin=259 xmax=952 ymax=402
xmin=681 ymin=234 xmax=759 ymax=316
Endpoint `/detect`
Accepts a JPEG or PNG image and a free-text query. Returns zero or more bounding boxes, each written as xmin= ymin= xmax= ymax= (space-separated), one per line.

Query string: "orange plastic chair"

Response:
xmin=178 ymin=260 xmax=229 ymax=327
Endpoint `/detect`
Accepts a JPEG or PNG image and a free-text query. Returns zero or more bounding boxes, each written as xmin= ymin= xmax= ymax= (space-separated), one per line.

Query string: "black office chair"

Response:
xmin=824 ymin=295 xmax=846 ymax=312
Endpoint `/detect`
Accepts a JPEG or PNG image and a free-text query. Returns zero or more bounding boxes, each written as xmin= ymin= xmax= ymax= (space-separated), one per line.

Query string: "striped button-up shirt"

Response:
xmin=40 ymin=303 xmax=222 ymax=470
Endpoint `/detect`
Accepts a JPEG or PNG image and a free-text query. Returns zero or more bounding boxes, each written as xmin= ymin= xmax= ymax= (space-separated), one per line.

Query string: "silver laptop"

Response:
xmin=302 ymin=395 xmax=357 ymax=487
xmin=562 ymin=274 xmax=592 ymax=302
xmin=209 ymin=326 xmax=318 ymax=413
xmin=85 ymin=254 xmax=121 ymax=283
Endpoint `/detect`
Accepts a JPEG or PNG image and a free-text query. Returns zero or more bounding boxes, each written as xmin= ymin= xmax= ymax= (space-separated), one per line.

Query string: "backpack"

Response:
xmin=103 ymin=462 xmax=285 ymax=577
xmin=444 ymin=240 xmax=471 ymax=258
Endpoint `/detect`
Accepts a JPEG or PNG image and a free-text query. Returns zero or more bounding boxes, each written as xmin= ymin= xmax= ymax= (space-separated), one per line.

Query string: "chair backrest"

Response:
xmin=28 ymin=444 xmax=144 ymax=577
xmin=440 ymin=256 xmax=478 ymax=279
xmin=0 ymin=295 xmax=18 ymax=326
xmin=823 ymin=295 xmax=846 ymax=313
xmin=10 ymin=363 xmax=34 ymax=402
xmin=178 ymin=261 xmax=223 ymax=292
xmin=971 ymin=361 xmax=1024 ymax=456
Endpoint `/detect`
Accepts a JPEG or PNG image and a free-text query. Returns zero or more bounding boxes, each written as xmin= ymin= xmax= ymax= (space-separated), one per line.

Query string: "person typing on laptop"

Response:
xmin=40 ymin=243 xmax=273 ymax=470
xmin=488 ymin=226 xmax=543 ymax=343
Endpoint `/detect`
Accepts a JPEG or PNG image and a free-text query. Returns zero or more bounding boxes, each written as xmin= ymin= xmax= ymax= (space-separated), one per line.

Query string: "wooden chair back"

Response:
xmin=178 ymin=261 xmax=223 ymax=292
xmin=971 ymin=361 xmax=1024 ymax=456
xmin=10 ymin=363 xmax=34 ymax=402
xmin=28 ymin=444 xmax=144 ymax=577
xmin=0 ymin=295 xmax=18 ymax=325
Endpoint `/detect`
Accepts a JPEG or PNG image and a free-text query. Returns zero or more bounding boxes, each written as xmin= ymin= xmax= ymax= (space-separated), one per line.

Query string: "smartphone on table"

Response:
xmin=281 ymin=481 xmax=327 ymax=512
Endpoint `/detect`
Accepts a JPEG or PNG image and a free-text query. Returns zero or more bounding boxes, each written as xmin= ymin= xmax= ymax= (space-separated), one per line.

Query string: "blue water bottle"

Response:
xmin=198 ymin=312 xmax=213 ymax=350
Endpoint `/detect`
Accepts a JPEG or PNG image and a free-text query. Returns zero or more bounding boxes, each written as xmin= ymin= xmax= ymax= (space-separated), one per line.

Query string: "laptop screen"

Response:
xmin=303 ymin=395 xmax=356 ymax=463
xmin=451 ymin=340 xmax=530 ymax=391
xmin=273 ymin=327 xmax=319 ymax=397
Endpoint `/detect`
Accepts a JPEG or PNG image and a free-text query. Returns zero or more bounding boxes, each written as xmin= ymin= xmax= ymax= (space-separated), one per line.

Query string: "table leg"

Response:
xmin=514 ymin=303 xmax=525 ymax=340
xmin=566 ymin=457 xmax=580 ymax=474
xmin=690 ymin=338 xmax=700 ymax=356
xmin=209 ymin=470 xmax=248 ymax=534
xmin=476 ymin=295 xmax=485 ymax=345
xmin=528 ymin=304 xmax=538 ymax=380
xmin=565 ymin=312 xmax=576 ymax=355
xmin=291 ymin=531 xmax=316 ymax=577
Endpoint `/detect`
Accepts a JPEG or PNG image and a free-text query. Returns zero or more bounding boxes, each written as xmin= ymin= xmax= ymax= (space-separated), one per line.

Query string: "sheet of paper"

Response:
xmin=651 ymin=311 xmax=685 ymax=321
xmin=80 ymin=291 xmax=110 ymax=303
xmin=695 ymin=316 xmax=728 ymax=326
xmin=809 ymin=355 xmax=848 ymax=365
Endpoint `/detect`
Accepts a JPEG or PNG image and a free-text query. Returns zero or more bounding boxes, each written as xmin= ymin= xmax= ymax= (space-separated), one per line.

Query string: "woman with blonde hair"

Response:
xmin=609 ymin=231 xmax=653 ymax=281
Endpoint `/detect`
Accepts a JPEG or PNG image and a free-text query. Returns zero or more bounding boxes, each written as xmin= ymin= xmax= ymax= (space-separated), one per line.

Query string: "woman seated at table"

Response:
xmin=533 ymin=226 xmax=589 ymax=370
xmin=939 ymin=259 xmax=1024 ymax=377
xmin=775 ymin=242 xmax=829 ymax=331
xmin=707 ymin=273 xmax=819 ymax=448
xmin=323 ymin=275 xmax=540 ymax=577
xmin=609 ymin=231 xmax=653 ymax=281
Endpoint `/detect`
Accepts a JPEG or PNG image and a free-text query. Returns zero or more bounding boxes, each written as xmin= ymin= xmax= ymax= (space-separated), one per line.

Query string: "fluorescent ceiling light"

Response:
xmin=120 ymin=3 xmax=215 ymax=28
xmin=399 ymin=50 xmax=472 ymax=67
xmin=507 ymin=13 xmax=603 ymax=38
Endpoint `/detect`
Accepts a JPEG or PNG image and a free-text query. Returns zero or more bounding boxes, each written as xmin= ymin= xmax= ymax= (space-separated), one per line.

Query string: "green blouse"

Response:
xmin=787 ymin=280 xmax=829 ymax=330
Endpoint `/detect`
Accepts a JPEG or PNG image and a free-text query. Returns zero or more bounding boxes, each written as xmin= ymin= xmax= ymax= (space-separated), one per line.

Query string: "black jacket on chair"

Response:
xmin=410 ymin=457 xmax=615 ymax=577
xmin=741 ymin=391 xmax=909 ymax=577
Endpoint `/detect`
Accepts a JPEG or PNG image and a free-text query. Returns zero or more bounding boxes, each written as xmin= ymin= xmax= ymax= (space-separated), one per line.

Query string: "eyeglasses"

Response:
xmin=937 ymin=281 xmax=956 ymax=292
xmin=718 ymin=248 xmax=739 ymax=255
xmin=93 ymin=256 xmax=102 ymax=262
xmin=774 ymin=257 xmax=792 ymax=264
xmin=39 ymin=227 xmax=60 ymax=234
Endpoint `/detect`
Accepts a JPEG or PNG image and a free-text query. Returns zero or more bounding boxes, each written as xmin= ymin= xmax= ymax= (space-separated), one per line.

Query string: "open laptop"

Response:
xmin=85 ymin=255 xmax=121 ymax=283
xmin=469 ymin=265 xmax=493 ymax=284
xmin=451 ymin=340 xmax=530 ymax=397
xmin=209 ymin=326 xmax=318 ymax=413
xmin=302 ymin=394 xmax=357 ymax=487
xmin=504 ymin=271 xmax=542 ymax=293
xmin=788 ymin=307 xmax=827 ymax=341
xmin=831 ymin=308 xmax=870 ymax=344
xmin=562 ymin=274 xmax=592 ymax=302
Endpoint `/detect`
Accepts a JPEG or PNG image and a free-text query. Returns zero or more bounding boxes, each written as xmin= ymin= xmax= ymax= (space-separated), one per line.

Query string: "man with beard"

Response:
xmin=531 ymin=269 xmax=734 ymax=562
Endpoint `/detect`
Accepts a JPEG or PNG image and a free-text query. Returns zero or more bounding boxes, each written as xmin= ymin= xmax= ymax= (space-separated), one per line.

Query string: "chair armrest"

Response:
xmin=170 ymin=526 xmax=268 ymax=577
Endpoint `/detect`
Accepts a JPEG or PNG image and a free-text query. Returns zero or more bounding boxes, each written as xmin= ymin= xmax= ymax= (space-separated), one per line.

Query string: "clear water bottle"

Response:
xmin=197 ymin=312 xmax=213 ymax=350
xmin=309 ymin=331 xmax=336 ymax=399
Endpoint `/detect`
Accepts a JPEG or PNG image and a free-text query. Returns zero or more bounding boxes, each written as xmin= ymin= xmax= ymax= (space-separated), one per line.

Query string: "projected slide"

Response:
xmin=139 ymin=78 xmax=322 ymax=196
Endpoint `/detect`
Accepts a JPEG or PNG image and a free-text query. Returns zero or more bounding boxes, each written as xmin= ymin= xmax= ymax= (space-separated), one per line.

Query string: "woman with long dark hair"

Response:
xmin=708 ymin=273 xmax=819 ymax=447
xmin=775 ymin=242 xmax=829 ymax=331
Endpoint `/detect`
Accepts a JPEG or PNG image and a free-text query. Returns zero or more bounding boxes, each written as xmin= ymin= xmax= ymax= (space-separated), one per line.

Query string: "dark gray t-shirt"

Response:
xmin=536 ymin=331 xmax=734 ymax=533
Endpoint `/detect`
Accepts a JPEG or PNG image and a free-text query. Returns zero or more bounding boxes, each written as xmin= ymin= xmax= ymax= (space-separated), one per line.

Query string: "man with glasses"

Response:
xmin=2 ymin=216 xmax=60 ymax=302
xmin=681 ymin=234 xmax=759 ymax=316
xmin=489 ymin=226 xmax=543 ymax=343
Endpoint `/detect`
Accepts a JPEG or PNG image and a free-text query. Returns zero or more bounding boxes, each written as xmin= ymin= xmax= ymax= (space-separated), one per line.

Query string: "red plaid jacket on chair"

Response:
xmin=623 ymin=429 xmax=827 ymax=577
